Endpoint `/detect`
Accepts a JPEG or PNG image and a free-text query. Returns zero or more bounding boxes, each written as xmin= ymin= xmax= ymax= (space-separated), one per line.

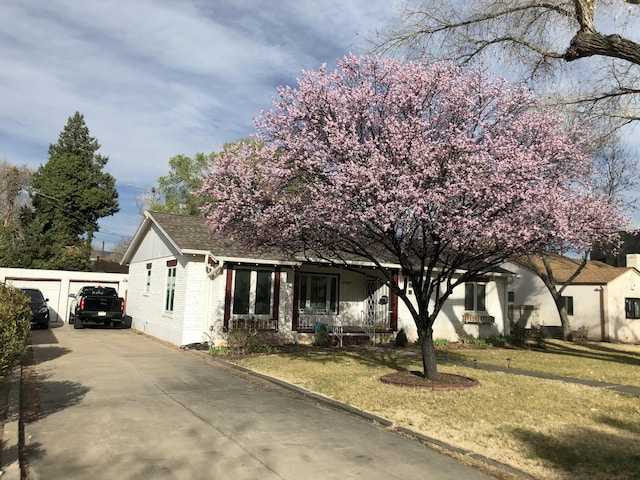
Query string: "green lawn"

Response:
xmin=226 ymin=340 xmax=640 ymax=480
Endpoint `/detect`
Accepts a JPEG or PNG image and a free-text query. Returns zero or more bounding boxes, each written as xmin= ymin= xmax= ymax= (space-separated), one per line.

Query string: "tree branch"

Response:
xmin=565 ymin=30 xmax=640 ymax=64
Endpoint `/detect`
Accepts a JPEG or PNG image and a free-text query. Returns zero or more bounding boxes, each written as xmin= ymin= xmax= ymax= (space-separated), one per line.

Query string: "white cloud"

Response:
xmin=0 ymin=0 xmax=402 ymax=248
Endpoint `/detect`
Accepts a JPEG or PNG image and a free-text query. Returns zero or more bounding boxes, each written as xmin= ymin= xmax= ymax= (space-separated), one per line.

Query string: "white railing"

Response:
xmin=297 ymin=311 xmax=389 ymax=346
xmin=297 ymin=313 xmax=339 ymax=331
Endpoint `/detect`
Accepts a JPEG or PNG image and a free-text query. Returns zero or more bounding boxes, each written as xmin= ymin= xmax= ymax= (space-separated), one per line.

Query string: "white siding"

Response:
xmin=395 ymin=273 xmax=509 ymax=343
xmin=125 ymin=225 xmax=187 ymax=346
xmin=503 ymin=262 xmax=560 ymax=328
xmin=605 ymin=271 xmax=640 ymax=343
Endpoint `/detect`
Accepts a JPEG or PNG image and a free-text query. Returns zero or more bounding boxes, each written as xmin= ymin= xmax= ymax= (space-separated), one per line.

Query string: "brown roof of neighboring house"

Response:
xmin=519 ymin=254 xmax=633 ymax=284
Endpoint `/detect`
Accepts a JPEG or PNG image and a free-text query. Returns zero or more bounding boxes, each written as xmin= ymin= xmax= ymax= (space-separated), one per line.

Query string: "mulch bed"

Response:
xmin=380 ymin=370 xmax=480 ymax=391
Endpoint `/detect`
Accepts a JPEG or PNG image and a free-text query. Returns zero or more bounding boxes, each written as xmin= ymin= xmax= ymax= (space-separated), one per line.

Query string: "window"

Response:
xmin=625 ymin=298 xmax=640 ymax=319
xmin=561 ymin=296 xmax=574 ymax=316
xmin=165 ymin=266 xmax=176 ymax=312
xmin=232 ymin=269 xmax=273 ymax=315
xmin=507 ymin=291 xmax=515 ymax=304
xmin=464 ymin=283 xmax=486 ymax=312
xmin=145 ymin=263 xmax=152 ymax=294
xmin=299 ymin=274 xmax=338 ymax=313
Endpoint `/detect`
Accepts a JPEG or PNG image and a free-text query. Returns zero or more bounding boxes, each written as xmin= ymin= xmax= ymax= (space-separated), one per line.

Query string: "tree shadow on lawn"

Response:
xmin=542 ymin=341 xmax=640 ymax=367
xmin=273 ymin=345 xmax=425 ymax=373
xmin=511 ymin=419 xmax=640 ymax=480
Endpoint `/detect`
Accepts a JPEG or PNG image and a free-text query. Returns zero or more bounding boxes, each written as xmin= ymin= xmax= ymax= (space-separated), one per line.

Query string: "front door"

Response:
xmin=366 ymin=278 xmax=389 ymax=328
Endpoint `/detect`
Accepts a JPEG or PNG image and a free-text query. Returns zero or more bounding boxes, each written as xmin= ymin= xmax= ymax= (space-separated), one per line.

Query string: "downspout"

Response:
xmin=599 ymin=285 xmax=606 ymax=341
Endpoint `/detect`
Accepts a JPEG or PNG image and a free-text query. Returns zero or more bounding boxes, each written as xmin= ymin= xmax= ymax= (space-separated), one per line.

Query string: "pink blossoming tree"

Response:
xmin=200 ymin=55 xmax=624 ymax=380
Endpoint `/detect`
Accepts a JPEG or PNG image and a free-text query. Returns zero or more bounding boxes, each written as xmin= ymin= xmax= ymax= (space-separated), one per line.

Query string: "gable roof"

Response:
xmin=121 ymin=211 xmax=296 ymax=266
xmin=518 ymin=254 xmax=634 ymax=285
xmin=122 ymin=212 xmax=515 ymax=278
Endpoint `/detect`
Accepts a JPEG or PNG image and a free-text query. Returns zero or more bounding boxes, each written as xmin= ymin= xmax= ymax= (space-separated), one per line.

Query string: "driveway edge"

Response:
xmin=0 ymin=366 xmax=21 ymax=480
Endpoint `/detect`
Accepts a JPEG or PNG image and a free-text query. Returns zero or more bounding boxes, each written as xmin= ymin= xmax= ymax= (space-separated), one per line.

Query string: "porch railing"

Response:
xmin=297 ymin=312 xmax=389 ymax=346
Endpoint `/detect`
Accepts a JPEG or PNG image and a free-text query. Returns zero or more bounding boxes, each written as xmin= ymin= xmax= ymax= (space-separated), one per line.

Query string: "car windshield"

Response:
xmin=22 ymin=289 xmax=45 ymax=302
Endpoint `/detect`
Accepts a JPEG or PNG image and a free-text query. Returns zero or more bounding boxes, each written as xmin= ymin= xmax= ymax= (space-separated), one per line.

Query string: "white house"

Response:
xmin=504 ymin=255 xmax=640 ymax=343
xmin=121 ymin=211 xmax=514 ymax=347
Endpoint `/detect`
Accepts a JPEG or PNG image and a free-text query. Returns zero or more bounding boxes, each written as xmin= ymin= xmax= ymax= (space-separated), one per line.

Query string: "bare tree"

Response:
xmin=376 ymin=1 xmax=640 ymax=132
xmin=0 ymin=160 xmax=32 ymax=226
xmin=592 ymin=135 xmax=639 ymax=205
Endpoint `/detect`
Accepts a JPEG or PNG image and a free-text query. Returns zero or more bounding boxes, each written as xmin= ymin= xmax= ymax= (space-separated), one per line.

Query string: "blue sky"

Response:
xmin=0 ymin=1 xmax=402 ymax=249
xmin=2 ymin=1 xmax=639 ymax=252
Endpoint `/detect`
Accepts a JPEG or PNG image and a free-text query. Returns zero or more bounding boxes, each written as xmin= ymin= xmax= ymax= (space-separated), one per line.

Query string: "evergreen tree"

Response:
xmin=23 ymin=112 xmax=119 ymax=270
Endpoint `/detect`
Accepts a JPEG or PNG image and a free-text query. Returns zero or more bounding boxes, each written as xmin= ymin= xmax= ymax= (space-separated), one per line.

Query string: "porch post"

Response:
xmin=223 ymin=266 xmax=233 ymax=330
xmin=272 ymin=267 xmax=281 ymax=327
xmin=292 ymin=267 xmax=300 ymax=331
xmin=390 ymin=270 xmax=399 ymax=331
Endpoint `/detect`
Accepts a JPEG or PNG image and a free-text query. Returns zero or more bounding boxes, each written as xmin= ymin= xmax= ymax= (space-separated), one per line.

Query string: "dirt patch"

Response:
xmin=380 ymin=370 xmax=480 ymax=391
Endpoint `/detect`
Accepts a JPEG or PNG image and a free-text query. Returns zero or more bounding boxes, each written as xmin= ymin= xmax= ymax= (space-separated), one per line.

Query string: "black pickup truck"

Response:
xmin=69 ymin=286 xmax=125 ymax=329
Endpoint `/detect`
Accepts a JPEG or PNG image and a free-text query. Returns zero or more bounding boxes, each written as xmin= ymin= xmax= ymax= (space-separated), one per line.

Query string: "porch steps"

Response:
xmin=330 ymin=333 xmax=373 ymax=347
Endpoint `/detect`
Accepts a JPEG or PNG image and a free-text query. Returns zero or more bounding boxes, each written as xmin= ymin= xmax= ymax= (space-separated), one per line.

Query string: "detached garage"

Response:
xmin=0 ymin=268 xmax=128 ymax=323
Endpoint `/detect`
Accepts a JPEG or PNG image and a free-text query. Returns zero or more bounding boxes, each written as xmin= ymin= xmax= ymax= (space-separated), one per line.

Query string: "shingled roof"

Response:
xmin=520 ymin=254 xmax=632 ymax=284
xmin=124 ymin=211 xmax=295 ymax=264
xmin=123 ymin=211 xmax=515 ymax=276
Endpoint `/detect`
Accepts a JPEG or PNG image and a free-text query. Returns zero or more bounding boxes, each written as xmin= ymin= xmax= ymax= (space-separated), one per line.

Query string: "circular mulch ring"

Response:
xmin=380 ymin=370 xmax=480 ymax=391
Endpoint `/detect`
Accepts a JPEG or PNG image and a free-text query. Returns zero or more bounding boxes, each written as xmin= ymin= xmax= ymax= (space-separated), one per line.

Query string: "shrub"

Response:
xmin=314 ymin=324 xmax=331 ymax=347
xmin=434 ymin=338 xmax=450 ymax=347
xmin=395 ymin=328 xmax=408 ymax=348
xmin=487 ymin=336 xmax=507 ymax=347
xmin=509 ymin=322 xmax=528 ymax=348
xmin=530 ymin=321 xmax=546 ymax=349
xmin=0 ymin=285 xmax=31 ymax=374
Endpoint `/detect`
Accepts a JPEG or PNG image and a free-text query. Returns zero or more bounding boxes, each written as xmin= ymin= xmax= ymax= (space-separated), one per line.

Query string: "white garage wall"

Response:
xmin=1 ymin=268 xmax=128 ymax=323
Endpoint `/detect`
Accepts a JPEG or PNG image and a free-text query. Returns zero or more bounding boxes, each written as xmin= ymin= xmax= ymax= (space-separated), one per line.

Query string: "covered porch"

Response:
xmin=294 ymin=270 xmax=399 ymax=346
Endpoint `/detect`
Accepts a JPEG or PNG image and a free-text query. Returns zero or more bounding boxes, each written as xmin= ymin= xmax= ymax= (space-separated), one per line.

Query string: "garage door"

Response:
xmin=6 ymin=279 xmax=63 ymax=323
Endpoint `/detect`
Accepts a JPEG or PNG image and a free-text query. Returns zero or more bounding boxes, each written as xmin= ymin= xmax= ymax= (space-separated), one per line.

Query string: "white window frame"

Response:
xmin=165 ymin=266 xmax=176 ymax=312
xmin=232 ymin=269 xmax=274 ymax=316
xmin=145 ymin=267 xmax=152 ymax=295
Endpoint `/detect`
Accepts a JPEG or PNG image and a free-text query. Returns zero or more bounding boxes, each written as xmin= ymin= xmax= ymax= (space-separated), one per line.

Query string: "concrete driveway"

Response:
xmin=23 ymin=325 xmax=495 ymax=480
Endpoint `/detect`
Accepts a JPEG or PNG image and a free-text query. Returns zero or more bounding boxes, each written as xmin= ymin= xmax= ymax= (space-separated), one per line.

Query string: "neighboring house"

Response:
xmin=591 ymin=231 xmax=640 ymax=267
xmin=504 ymin=255 xmax=640 ymax=343
xmin=121 ymin=211 xmax=514 ymax=347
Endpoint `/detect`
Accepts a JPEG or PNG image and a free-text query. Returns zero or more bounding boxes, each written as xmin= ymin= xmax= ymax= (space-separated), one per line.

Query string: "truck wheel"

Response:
xmin=74 ymin=316 xmax=84 ymax=329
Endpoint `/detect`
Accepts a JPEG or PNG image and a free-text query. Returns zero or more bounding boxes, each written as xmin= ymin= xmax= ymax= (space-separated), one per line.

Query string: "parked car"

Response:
xmin=68 ymin=285 xmax=126 ymax=329
xmin=21 ymin=288 xmax=50 ymax=329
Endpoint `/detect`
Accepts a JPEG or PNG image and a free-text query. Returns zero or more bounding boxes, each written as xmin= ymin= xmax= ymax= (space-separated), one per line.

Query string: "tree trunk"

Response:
xmin=554 ymin=295 xmax=572 ymax=341
xmin=419 ymin=329 xmax=438 ymax=380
